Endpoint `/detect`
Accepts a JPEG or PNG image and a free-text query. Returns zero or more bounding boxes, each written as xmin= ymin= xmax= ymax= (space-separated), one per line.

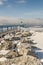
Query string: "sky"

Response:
xmin=0 ymin=0 xmax=43 ymax=19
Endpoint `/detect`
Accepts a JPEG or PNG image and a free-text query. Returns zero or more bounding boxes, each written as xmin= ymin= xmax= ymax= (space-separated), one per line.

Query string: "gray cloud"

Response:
xmin=15 ymin=0 xmax=27 ymax=4
xmin=0 ymin=0 xmax=7 ymax=5
xmin=0 ymin=16 xmax=43 ymax=26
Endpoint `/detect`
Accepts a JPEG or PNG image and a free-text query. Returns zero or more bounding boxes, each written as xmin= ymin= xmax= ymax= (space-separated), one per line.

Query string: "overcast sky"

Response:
xmin=0 ymin=0 xmax=43 ymax=24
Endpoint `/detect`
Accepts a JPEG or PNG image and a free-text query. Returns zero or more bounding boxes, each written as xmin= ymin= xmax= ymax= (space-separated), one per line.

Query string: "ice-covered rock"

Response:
xmin=13 ymin=41 xmax=18 ymax=44
xmin=0 ymin=57 xmax=7 ymax=62
xmin=10 ymin=34 xmax=14 ymax=38
xmin=0 ymin=50 xmax=10 ymax=55
xmin=1 ymin=40 xmax=5 ymax=44
xmin=4 ymin=34 xmax=11 ymax=40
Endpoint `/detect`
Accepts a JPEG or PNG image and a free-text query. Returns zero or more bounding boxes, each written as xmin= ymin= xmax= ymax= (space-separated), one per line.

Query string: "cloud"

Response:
xmin=24 ymin=11 xmax=43 ymax=19
xmin=7 ymin=5 xmax=11 ymax=8
xmin=0 ymin=0 xmax=27 ymax=6
xmin=0 ymin=0 xmax=3 ymax=5
xmin=0 ymin=0 xmax=7 ymax=5
xmin=16 ymin=0 xmax=27 ymax=4
xmin=0 ymin=16 xmax=18 ymax=21
xmin=18 ymin=0 xmax=26 ymax=3
xmin=24 ymin=11 xmax=43 ymax=16
xmin=0 ymin=16 xmax=19 ymax=24
xmin=0 ymin=16 xmax=43 ymax=25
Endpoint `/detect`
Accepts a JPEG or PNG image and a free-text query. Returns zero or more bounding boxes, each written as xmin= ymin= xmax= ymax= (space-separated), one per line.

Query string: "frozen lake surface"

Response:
xmin=31 ymin=31 xmax=43 ymax=63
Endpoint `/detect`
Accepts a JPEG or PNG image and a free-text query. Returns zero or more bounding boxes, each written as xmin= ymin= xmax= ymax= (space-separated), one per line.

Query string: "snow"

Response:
xmin=41 ymin=59 xmax=43 ymax=63
xmin=4 ymin=34 xmax=11 ymax=40
xmin=30 ymin=31 xmax=43 ymax=63
xmin=4 ymin=33 xmax=14 ymax=40
xmin=13 ymin=41 xmax=18 ymax=44
xmin=14 ymin=47 xmax=19 ymax=52
xmin=0 ymin=43 xmax=1 ymax=45
xmin=30 ymin=30 xmax=35 ymax=33
xmin=0 ymin=57 xmax=7 ymax=61
xmin=11 ymin=63 xmax=16 ymax=65
xmin=17 ymin=42 xmax=21 ymax=46
xmin=1 ymin=40 xmax=5 ymax=43
xmin=32 ymin=40 xmax=36 ymax=43
xmin=10 ymin=33 xmax=14 ymax=38
xmin=0 ymin=50 xmax=10 ymax=55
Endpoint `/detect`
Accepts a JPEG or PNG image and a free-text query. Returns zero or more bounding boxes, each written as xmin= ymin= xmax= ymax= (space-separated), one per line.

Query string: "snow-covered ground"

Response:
xmin=21 ymin=27 xmax=43 ymax=32
xmin=30 ymin=31 xmax=43 ymax=63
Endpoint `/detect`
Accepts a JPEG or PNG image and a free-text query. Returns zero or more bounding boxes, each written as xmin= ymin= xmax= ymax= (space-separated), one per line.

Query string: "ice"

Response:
xmin=31 ymin=32 xmax=43 ymax=49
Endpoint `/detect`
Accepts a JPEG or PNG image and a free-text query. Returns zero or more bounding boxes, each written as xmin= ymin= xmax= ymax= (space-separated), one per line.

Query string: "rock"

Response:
xmin=0 ymin=31 xmax=42 ymax=65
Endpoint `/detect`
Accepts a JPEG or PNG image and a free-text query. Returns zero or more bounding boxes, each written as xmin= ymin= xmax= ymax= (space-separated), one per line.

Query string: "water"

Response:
xmin=0 ymin=24 xmax=25 ymax=33
xmin=0 ymin=25 xmax=16 ymax=33
xmin=0 ymin=24 xmax=43 ymax=33
xmin=0 ymin=28 xmax=9 ymax=33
